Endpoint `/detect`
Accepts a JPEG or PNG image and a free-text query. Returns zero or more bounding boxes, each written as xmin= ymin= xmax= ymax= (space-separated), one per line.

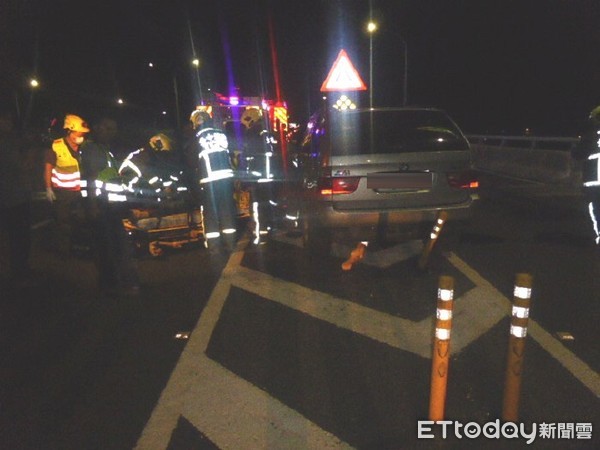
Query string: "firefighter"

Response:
xmin=189 ymin=109 xmax=237 ymax=249
xmin=241 ymin=107 xmax=272 ymax=173
xmin=80 ymin=117 xmax=140 ymax=296
xmin=44 ymin=114 xmax=89 ymax=254
xmin=118 ymin=133 xmax=183 ymax=206
xmin=573 ymin=105 xmax=600 ymax=245
xmin=241 ymin=107 xmax=277 ymax=239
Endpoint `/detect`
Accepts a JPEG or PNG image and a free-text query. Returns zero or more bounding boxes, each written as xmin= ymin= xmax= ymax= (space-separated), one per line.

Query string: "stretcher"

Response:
xmin=122 ymin=207 xmax=206 ymax=257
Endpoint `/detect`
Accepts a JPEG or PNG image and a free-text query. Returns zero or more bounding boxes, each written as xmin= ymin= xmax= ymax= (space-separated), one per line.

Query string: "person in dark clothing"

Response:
xmin=188 ymin=109 xmax=237 ymax=249
xmin=0 ymin=110 xmax=34 ymax=284
xmin=572 ymin=105 xmax=600 ymax=245
xmin=80 ymin=117 xmax=140 ymax=296
xmin=119 ymin=132 xmax=184 ymax=207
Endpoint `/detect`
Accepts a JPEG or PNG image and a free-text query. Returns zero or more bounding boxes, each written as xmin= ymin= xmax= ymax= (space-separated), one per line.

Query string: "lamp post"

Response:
xmin=192 ymin=57 xmax=204 ymax=104
xmin=23 ymin=76 xmax=40 ymax=128
xmin=401 ymin=36 xmax=408 ymax=106
xmin=368 ymin=23 xmax=409 ymax=107
xmin=367 ymin=20 xmax=377 ymax=109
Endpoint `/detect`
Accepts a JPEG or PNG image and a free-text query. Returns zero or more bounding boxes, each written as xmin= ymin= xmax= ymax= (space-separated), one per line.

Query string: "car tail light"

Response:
xmin=318 ymin=176 xmax=360 ymax=195
xmin=447 ymin=170 xmax=479 ymax=189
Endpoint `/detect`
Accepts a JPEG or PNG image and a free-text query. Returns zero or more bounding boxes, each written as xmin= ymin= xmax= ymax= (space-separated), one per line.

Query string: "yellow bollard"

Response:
xmin=502 ymin=273 xmax=533 ymax=422
xmin=429 ymin=275 xmax=455 ymax=421
xmin=418 ymin=211 xmax=448 ymax=270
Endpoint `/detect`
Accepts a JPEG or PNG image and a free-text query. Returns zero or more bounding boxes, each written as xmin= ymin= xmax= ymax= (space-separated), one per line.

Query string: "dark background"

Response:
xmin=1 ymin=0 xmax=599 ymax=136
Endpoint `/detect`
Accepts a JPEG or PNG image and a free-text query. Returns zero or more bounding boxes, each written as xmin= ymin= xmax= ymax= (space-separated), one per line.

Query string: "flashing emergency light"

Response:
xmin=321 ymin=49 xmax=367 ymax=92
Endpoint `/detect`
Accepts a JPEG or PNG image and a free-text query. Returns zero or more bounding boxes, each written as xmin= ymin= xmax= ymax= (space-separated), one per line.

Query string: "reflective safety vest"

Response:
xmin=197 ymin=128 xmax=234 ymax=184
xmin=51 ymin=138 xmax=81 ymax=191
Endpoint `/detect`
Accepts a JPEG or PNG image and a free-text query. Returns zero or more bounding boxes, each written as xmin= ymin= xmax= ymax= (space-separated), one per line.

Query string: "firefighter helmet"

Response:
xmin=190 ymin=110 xmax=211 ymax=129
xmin=63 ymin=114 xmax=90 ymax=133
xmin=149 ymin=133 xmax=172 ymax=152
xmin=241 ymin=108 xmax=263 ymax=129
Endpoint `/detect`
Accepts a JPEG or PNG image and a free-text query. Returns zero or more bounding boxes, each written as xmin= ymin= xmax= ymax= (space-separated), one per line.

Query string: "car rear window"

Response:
xmin=329 ymin=109 xmax=469 ymax=155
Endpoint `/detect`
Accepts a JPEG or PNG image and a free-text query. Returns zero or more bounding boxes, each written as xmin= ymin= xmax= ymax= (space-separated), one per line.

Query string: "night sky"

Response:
xmin=1 ymin=0 xmax=599 ymax=135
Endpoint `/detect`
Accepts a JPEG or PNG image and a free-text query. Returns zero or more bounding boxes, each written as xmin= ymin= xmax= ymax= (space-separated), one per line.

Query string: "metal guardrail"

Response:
xmin=466 ymin=135 xmax=581 ymax=184
xmin=466 ymin=135 xmax=579 ymax=151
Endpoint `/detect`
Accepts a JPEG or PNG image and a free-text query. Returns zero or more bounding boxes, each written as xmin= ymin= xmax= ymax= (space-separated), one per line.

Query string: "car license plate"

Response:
xmin=367 ymin=172 xmax=432 ymax=189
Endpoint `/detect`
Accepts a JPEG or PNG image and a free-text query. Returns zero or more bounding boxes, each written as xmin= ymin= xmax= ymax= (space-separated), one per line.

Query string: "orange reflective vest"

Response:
xmin=51 ymin=138 xmax=81 ymax=191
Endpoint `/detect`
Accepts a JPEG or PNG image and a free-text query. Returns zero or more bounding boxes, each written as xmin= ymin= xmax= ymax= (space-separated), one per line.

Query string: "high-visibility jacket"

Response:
xmin=581 ymin=128 xmax=600 ymax=188
xmin=51 ymin=138 xmax=81 ymax=191
xmin=196 ymin=128 xmax=234 ymax=184
xmin=242 ymin=128 xmax=276 ymax=182
xmin=573 ymin=125 xmax=600 ymax=187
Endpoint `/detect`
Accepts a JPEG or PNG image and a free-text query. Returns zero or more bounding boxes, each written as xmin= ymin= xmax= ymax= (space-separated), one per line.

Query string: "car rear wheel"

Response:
xmin=302 ymin=218 xmax=332 ymax=256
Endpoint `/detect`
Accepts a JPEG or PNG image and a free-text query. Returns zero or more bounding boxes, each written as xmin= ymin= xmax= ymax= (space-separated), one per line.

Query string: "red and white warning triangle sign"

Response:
xmin=320 ymin=49 xmax=367 ymax=92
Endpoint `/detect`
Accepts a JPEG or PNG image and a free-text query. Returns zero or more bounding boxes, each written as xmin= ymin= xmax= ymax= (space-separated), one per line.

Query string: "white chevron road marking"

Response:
xmin=231 ymin=264 xmax=508 ymax=358
xmin=136 ymin=240 xmax=600 ymax=450
xmin=271 ymin=230 xmax=423 ymax=268
xmin=446 ymin=252 xmax=600 ymax=398
xmin=135 ymin=240 xmax=354 ymax=450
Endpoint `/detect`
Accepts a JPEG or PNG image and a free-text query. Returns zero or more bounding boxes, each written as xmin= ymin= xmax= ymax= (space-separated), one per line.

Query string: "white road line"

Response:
xmin=135 ymin=239 xmax=354 ymax=450
xmin=182 ymin=356 xmax=353 ymax=450
xmin=446 ymin=252 xmax=600 ymax=398
xmin=331 ymin=241 xmax=423 ymax=268
xmin=272 ymin=230 xmax=423 ymax=268
xmin=137 ymin=243 xmax=600 ymax=449
xmin=231 ymin=265 xmax=507 ymax=358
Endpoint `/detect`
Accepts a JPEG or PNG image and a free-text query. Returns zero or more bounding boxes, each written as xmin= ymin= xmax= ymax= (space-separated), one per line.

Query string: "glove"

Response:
xmin=46 ymin=187 xmax=57 ymax=203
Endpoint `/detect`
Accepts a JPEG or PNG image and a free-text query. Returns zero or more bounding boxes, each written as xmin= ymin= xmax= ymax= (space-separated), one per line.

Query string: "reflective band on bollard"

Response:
xmin=502 ymin=273 xmax=533 ymax=422
xmin=418 ymin=211 xmax=448 ymax=270
xmin=429 ymin=275 xmax=454 ymax=421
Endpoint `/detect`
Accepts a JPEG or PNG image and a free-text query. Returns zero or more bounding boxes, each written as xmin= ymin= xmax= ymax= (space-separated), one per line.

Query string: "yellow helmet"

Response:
xmin=149 ymin=133 xmax=172 ymax=151
xmin=241 ymin=107 xmax=263 ymax=129
xmin=63 ymin=114 xmax=90 ymax=133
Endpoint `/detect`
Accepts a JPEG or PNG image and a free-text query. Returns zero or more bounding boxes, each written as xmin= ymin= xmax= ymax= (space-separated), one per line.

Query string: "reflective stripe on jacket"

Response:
xmin=51 ymin=138 xmax=80 ymax=191
xmin=197 ymin=128 xmax=234 ymax=183
xmin=583 ymin=151 xmax=600 ymax=187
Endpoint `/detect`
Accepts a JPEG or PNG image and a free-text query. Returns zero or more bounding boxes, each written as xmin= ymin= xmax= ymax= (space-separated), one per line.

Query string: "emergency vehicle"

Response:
xmin=193 ymin=92 xmax=289 ymax=233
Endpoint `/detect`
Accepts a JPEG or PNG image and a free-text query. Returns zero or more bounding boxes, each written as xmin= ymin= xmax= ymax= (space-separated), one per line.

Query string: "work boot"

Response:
xmin=341 ymin=242 xmax=367 ymax=271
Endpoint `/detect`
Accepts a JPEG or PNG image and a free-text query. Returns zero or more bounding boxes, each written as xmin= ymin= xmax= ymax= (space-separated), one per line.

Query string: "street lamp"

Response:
xmin=21 ymin=76 xmax=40 ymax=127
xmin=192 ymin=57 xmax=204 ymax=104
xmin=400 ymin=36 xmax=408 ymax=106
xmin=367 ymin=22 xmax=409 ymax=107
xmin=366 ymin=20 xmax=377 ymax=109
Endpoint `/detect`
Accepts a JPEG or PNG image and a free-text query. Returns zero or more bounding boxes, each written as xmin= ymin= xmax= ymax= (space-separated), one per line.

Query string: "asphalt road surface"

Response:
xmin=1 ymin=175 xmax=599 ymax=449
